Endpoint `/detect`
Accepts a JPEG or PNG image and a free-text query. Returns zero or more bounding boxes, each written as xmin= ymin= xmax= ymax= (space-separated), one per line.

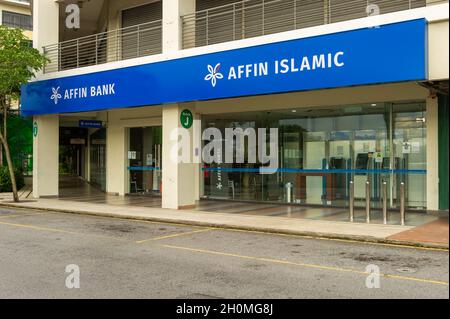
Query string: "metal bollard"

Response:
xmin=285 ymin=182 xmax=293 ymax=203
xmin=365 ymin=180 xmax=371 ymax=223
xmin=349 ymin=180 xmax=354 ymax=222
xmin=400 ymin=182 xmax=405 ymax=226
xmin=382 ymin=181 xmax=388 ymax=225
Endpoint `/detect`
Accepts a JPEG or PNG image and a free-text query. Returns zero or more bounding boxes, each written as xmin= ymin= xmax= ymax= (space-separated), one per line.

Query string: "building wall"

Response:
xmin=428 ymin=20 xmax=449 ymax=80
xmin=1 ymin=0 xmax=32 ymax=110
xmin=0 ymin=1 xmax=32 ymax=39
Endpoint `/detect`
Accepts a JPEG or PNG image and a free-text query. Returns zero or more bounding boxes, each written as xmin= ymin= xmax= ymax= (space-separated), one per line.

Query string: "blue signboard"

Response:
xmin=21 ymin=19 xmax=427 ymax=116
xmin=79 ymin=120 xmax=103 ymax=128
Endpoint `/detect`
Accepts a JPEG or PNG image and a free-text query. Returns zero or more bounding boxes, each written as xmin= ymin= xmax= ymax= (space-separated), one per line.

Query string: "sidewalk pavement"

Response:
xmin=0 ymin=195 xmax=448 ymax=249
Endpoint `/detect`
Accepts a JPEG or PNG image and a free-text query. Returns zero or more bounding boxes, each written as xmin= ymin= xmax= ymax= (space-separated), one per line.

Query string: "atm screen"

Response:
xmin=382 ymin=157 xmax=390 ymax=170
xmin=329 ymin=157 xmax=345 ymax=169
xmin=355 ymin=153 xmax=369 ymax=169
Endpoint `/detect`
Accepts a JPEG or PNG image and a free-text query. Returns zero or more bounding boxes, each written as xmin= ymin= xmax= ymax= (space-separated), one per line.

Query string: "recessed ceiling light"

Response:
xmin=292 ymin=110 xmax=297 ymax=113
xmin=371 ymin=103 xmax=377 ymax=107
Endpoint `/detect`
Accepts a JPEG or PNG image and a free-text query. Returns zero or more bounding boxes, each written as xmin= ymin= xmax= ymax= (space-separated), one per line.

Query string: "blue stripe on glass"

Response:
xmin=201 ymin=168 xmax=426 ymax=174
xmin=127 ymin=166 xmax=161 ymax=171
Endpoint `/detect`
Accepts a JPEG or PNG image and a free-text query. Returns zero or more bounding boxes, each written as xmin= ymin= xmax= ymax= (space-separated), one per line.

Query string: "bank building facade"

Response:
xmin=22 ymin=0 xmax=449 ymax=218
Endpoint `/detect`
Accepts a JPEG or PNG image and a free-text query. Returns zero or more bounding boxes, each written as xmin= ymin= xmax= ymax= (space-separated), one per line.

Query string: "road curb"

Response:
xmin=1 ymin=202 xmax=448 ymax=250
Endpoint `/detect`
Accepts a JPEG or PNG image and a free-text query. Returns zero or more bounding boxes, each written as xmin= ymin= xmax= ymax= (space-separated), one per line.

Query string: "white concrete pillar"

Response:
xmin=162 ymin=104 xmax=199 ymax=209
xmin=194 ymin=112 xmax=202 ymax=201
xmin=33 ymin=0 xmax=59 ymax=51
xmin=33 ymin=115 xmax=59 ymax=198
xmin=426 ymin=96 xmax=439 ymax=211
xmin=106 ymin=120 xmax=126 ymax=196
xmin=162 ymin=0 xmax=196 ymax=53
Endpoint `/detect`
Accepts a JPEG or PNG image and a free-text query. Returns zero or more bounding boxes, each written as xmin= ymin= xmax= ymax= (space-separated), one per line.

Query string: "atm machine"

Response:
xmin=329 ymin=157 xmax=347 ymax=200
xmin=354 ymin=153 xmax=369 ymax=199
xmin=353 ymin=131 xmax=377 ymax=200
xmin=328 ymin=132 xmax=351 ymax=202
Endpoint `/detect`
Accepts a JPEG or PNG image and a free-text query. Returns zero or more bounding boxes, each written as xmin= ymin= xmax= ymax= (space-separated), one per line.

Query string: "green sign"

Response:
xmin=33 ymin=121 xmax=38 ymax=137
xmin=180 ymin=109 xmax=193 ymax=129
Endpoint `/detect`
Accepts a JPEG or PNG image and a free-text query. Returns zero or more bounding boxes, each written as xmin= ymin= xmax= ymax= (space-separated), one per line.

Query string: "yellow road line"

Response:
xmin=33 ymin=209 xmax=448 ymax=252
xmin=0 ymin=212 xmax=48 ymax=219
xmin=0 ymin=214 xmax=28 ymax=219
xmin=161 ymin=244 xmax=449 ymax=286
xmin=26 ymin=209 xmax=208 ymax=229
xmin=136 ymin=228 xmax=215 ymax=244
xmin=0 ymin=220 xmax=129 ymax=242
xmin=221 ymin=228 xmax=449 ymax=252
xmin=2 ymin=206 xmax=447 ymax=252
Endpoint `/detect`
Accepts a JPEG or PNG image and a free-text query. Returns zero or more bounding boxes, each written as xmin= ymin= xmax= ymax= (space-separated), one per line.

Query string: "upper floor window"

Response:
xmin=1 ymin=11 xmax=32 ymax=31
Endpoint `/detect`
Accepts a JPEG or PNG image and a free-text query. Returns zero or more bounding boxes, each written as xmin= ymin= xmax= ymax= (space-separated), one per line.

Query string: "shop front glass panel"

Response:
xmin=201 ymin=101 xmax=426 ymax=210
xmin=392 ymin=102 xmax=427 ymax=209
xmin=127 ymin=127 xmax=162 ymax=194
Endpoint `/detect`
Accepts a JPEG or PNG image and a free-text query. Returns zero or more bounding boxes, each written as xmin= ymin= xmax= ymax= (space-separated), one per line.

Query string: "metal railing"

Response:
xmin=43 ymin=19 xmax=162 ymax=73
xmin=182 ymin=0 xmax=431 ymax=49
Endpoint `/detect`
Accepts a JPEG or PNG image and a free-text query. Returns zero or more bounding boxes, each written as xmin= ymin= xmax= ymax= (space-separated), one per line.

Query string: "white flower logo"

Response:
xmin=204 ymin=63 xmax=223 ymax=87
xmin=50 ymin=86 xmax=62 ymax=105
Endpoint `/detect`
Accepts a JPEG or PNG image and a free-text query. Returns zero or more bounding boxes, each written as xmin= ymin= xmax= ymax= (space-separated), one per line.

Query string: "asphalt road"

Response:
xmin=0 ymin=206 xmax=448 ymax=299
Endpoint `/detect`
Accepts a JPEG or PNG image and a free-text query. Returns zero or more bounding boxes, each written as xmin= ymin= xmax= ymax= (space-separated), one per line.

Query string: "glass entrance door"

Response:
xmin=127 ymin=126 xmax=162 ymax=194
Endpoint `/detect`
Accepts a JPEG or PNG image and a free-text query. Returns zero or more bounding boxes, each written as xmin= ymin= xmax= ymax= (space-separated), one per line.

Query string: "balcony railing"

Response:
xmin=182 ymin=0 xmax=431 ymax=49
xmin=43 ymin=19 xmax=162 ymax=73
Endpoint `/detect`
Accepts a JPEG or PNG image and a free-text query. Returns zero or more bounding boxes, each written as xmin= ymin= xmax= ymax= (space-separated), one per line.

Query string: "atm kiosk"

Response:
xmin=354 ymin=153 xmax=369 ymax=199
xmin=329 ymin=157 xmax=347 ymax=200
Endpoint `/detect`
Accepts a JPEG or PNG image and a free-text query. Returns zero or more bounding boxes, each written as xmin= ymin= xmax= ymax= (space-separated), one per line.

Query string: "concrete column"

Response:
xmin=33 ymin=115 xmax=59 ymax=198
xmin=106 ymin=120 xmax=126 ymax=196
xmin=426 ymin=96 xmax=439 ymax=211
xmin=33 ymin=0 xmax=59 ymax=51
xmin=162 ymin=0 xmax=196 ymax=53
xmin=162 ymin=104 xmax=199 ymax=209
xmin=194 ymin=112 xmax=202 ymax=201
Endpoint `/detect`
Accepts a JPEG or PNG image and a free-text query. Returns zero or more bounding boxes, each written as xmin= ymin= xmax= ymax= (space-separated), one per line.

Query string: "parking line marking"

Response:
xmin=136 ymin=228 xmax=215 ymax=244
xmin=161 ymin=244 xmax=449 ymax=286
xmin=1 ymin=206 xmax=447 ymax=252
xmin=23 ymin=209 xmax=208 ymax=229
xmin=0 ymin=214 xmax=27 ymax=219
xmin=0 ymin=220 xmax=129 ymax=242
xmin=219 ymin=228 xmax=449 ymax=252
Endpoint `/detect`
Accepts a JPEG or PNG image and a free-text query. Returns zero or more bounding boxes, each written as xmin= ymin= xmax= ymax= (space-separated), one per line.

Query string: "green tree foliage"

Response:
xmin=0 ymin=166 xmax=24 ymax=193
xmin=0 ymin=25 xmax=48 ymax=201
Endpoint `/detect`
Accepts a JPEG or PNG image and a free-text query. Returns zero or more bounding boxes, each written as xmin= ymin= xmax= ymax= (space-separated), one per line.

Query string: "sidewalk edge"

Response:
xmin=1 ymin=202 xmax=448 ymax=250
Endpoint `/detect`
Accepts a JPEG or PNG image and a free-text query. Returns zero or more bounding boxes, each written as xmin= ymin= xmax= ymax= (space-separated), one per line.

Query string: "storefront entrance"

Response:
xmin=202 ymin=101 xmax=427 ymax=211
xmin=127 ymin=126 xmax=162 ymax=194
xmin=59 ymin=127 xmax=88 ymax=179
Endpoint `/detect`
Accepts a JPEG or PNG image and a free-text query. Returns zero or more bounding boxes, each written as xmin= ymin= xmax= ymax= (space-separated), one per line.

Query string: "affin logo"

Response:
xmin=204 ymin=63 xmax=223 ymax=87
xmin=50 ymin=87 xmax=62 ymax=105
